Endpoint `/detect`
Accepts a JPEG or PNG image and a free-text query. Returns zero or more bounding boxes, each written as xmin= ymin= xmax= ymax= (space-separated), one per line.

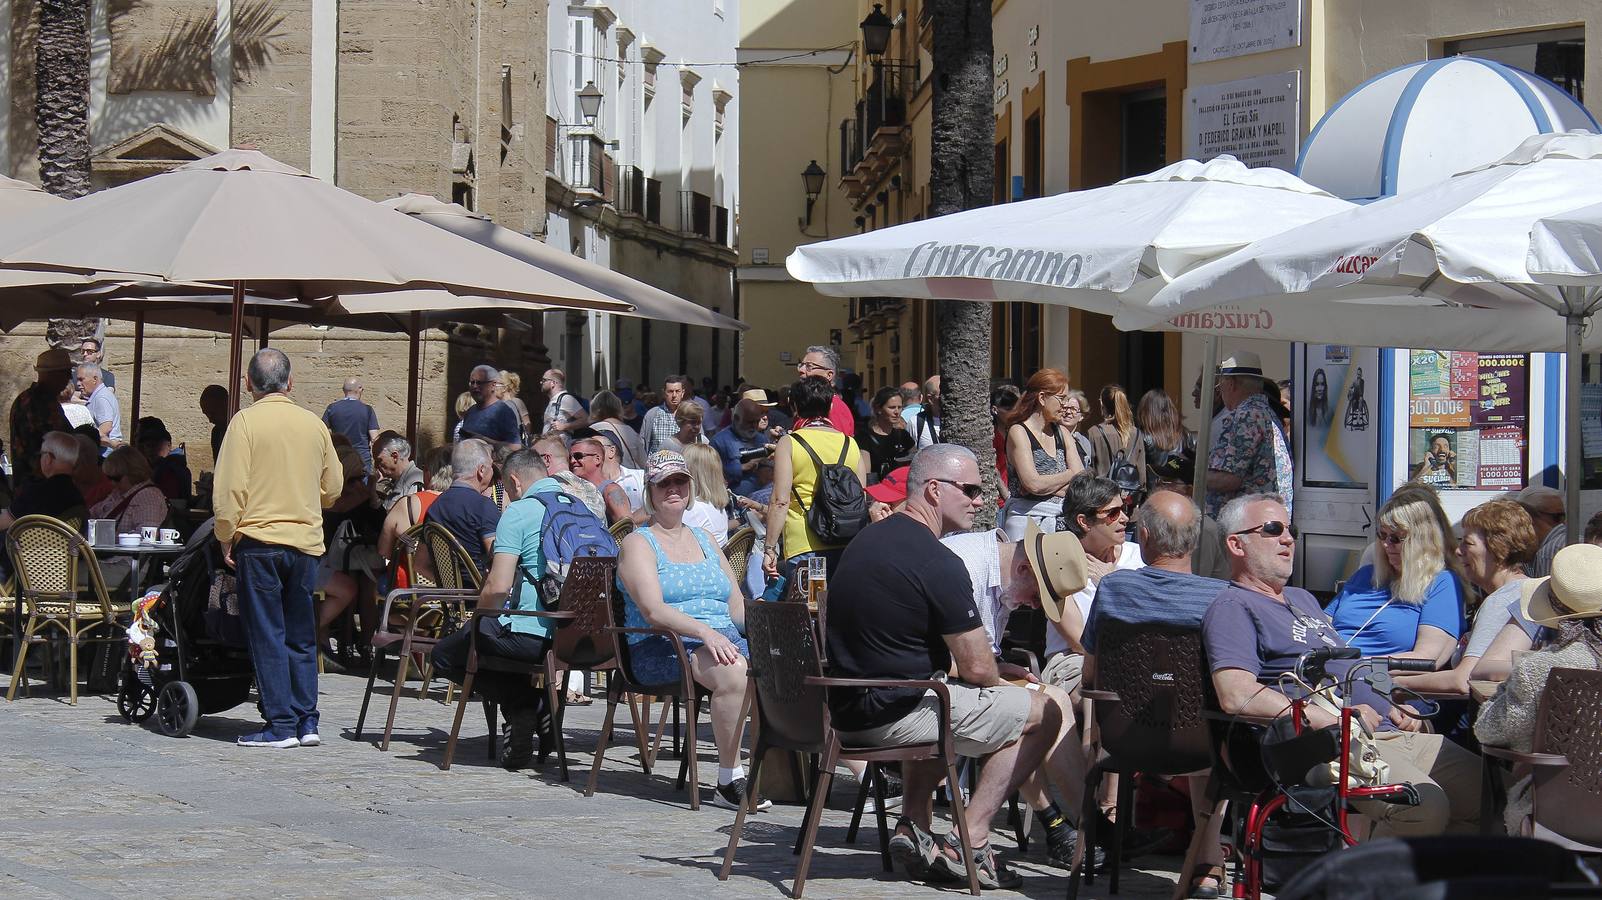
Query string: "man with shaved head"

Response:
xmin=322 ymin=376 xmax=380 ymax=473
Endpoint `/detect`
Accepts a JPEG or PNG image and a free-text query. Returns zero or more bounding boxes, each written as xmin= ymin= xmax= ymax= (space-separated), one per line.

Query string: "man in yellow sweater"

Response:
xmin=214 ymin=349 xmax=342 ymax=748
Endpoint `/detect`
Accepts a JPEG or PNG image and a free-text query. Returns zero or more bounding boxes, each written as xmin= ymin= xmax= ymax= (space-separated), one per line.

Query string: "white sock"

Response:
xmin=718 ymin=765 xmax=744 ymax=786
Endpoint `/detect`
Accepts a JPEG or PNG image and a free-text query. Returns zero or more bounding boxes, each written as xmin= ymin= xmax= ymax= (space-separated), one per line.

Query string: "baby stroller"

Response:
xmin=116 ymin=519 xmax=256 ymax=737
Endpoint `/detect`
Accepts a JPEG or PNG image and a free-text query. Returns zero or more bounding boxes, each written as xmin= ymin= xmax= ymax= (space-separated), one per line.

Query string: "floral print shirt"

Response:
xmin=1206 ymin=392 xmax=1293 ymax=518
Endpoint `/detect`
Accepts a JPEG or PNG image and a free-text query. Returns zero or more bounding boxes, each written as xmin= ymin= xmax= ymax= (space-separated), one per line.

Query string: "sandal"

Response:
xmin=931 ymin=828 xmax=1023 ymax=890
xmin=887 ymin=816 xmax=937 ymax=880
xmin=565 ymin=689 xmax=593 ymax=706
xmin=1187 ymin=863 xmax=1226 ymax=900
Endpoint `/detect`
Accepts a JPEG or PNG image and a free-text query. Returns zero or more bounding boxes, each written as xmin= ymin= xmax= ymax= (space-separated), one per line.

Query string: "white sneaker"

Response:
xmin=298 ymin=732 xmax=321 ymax=747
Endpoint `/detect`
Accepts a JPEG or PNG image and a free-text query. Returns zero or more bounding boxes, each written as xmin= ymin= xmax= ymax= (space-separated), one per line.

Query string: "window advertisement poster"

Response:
xmin=1301 ymin=344 xmax=1375 ymax=489
xmin=1408 ymin=351 xmax=1528 ymax=490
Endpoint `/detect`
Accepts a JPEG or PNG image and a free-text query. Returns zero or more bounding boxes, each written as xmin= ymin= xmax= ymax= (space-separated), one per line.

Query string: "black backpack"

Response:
xmin=791 ymin=431 xmax=868 ymax=545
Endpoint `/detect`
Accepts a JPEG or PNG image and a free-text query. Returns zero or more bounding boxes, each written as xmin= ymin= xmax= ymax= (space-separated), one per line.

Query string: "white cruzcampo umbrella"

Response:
xmin=0 ymin=174 xmax=64 ymax=216
xmin=786 ymin=155 xmax=1353 ymax=311
xmin=386 ymin=194 xmax=747 ymax=331
xmin=0 ymin=149 xmax=630 ymax=410
xmin=1135 ymin=131 xmax=1602 ymax=530
xmin=787 ymin=154 xmax=1354 ymax=502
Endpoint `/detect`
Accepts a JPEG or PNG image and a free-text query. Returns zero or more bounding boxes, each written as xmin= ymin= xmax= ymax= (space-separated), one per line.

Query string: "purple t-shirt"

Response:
xmin=1202 ymin=582 xmax=1395 ymax=724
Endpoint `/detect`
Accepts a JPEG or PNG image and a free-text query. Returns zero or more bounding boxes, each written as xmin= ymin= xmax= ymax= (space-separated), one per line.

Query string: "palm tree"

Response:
xmin=35 ymin=0 xmax=92 ymax=200
xmin=927 ymin=0 xmax=997 ymax=523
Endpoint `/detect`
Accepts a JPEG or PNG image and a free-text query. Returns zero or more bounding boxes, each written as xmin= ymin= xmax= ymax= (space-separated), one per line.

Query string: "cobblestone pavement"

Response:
xmin=0 ymin=670 xmax=1188 ymax=899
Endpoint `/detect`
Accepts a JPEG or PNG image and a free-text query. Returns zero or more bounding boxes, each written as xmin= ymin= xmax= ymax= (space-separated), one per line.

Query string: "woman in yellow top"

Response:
xmin=762 ymin=376 xmax=868 ymax=583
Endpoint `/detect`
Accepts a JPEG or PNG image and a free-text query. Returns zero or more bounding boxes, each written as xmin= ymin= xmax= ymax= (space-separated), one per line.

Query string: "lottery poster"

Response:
xmin=1409 ymin=351 xmax=1528 ymax=490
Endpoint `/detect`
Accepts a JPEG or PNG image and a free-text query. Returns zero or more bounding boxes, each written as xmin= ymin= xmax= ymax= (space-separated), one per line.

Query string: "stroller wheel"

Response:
xmin=156 ymin=681 xmax=200 ymax=737
xmin=117 ymin=674 xmax=156 ymax=723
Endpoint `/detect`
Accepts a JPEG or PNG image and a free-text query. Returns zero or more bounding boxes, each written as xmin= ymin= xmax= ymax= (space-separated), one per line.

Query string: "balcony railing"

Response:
xmin=680 ymin=190 xmax=712 ymax=239
xmin=861 ymin=65 xmax=908 ymax=141
xmin=569 ymin=134 xmax=606 ymax=194
xmin=840 ymin=117 xmax=862 ymax=173
xmin=618 ymin=165 xmax=646 ymax=216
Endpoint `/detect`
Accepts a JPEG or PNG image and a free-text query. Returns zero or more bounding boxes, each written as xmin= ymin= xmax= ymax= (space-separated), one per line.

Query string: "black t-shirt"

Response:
xmin=825 ymin=513 xmax=983 ymax=731
xmin=10 ymin=474 xmax=85 ymax=523
xmin=858 ymin=427 xmax=915 ymax=481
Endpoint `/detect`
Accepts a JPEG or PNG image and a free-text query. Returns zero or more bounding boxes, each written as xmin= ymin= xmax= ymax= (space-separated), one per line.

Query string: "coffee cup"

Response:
xmin=159 ymin=528 xmax=180 ymax=545
xmin=140 ymin=526 xmax=158 ymax=544
xmin=118 ymin=533 xmax=141 ymax=547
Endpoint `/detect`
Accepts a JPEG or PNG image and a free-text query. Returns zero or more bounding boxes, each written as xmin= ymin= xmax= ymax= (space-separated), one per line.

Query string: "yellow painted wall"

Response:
xmin=737 ymin=0 xmax=860 ymax=388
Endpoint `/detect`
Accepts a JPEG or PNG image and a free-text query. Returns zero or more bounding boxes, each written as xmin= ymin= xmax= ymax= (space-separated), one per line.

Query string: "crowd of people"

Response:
xmin=6 ymin=334 xmax=1601 ymax=896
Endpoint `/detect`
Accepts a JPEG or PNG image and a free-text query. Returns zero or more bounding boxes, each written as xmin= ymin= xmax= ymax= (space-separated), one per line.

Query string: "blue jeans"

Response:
xmin=235 ymin=537 xmax=320 ymax=738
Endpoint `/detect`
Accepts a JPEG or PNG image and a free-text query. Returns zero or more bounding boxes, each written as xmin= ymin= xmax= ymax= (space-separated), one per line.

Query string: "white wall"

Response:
xmin=89 ymin=0 xmax=233 ymax=153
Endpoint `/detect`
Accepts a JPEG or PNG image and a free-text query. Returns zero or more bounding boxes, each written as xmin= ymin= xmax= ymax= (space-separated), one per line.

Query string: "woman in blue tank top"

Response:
xmin=619 ymin=450 xmax=761 ymax=810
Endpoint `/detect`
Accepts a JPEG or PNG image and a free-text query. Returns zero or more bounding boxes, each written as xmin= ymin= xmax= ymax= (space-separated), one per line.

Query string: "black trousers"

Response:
xmin=431 ymin=617 xmax=549 ymax=712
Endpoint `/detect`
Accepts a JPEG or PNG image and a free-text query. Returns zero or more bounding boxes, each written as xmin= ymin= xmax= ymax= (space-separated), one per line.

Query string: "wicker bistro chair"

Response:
xmin=724 ymin=527 xmax=757 ymax=586
xmin=1070 ymin=620 xmax=1218 ymax=900
xmin=355 ymin=522 xmax=481 ymax=750
xmin=1481 ymin=666 xmax=1602 ymax=852
xmin=5 ymin=515 xmax=133 ymax=704
xmin=440 ymin=556 xmax=631 ymax=779
xmin=608 ymin=518 xmax=636 ymax=543
xmin=719 ymin=600 xmax=983 ymax=897
xmin=586 ymin=582 xmax=713 ymax=810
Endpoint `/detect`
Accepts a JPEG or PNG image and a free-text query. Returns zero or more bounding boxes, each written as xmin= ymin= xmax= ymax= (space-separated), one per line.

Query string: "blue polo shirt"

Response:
xmin=709 ymin=425 xmax=769 ymax=496
xmin=424 ymin=483 xmax=501 ymax=573
xmin=322 ymin=397 xmax=379 ymax=470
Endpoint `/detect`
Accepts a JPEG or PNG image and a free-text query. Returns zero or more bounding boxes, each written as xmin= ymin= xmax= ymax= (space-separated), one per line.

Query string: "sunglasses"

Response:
xmin=931 ymin=477 xmax=984 ymax=500
xmin=1094 ymin=503 xmax=1128 ymax=521
xmin=1376 ymin=529 xmax=1407 ymax=546
xmin=468 ymin=379 xmax=497 ymax=386
xmin=1234 ymin=520 xmax=1298 ymax=540
xmin=569 ymin=452 xmax=599 ymax=463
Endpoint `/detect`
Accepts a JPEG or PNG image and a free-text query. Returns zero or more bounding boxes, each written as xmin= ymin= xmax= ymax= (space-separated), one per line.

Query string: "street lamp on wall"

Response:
xmin=801 ymin=159 xmax=826 ymax=225
xmin=576 ymin=81 xmax=604 ymax=126
xmin=859 ymin=4 xmax=893 ymax=59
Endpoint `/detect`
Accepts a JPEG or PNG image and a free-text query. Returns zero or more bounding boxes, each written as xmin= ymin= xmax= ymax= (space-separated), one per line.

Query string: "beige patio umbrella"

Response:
xmin=0 ymin=149 xmax=630 ymax=412
xmin=0 ymin=175 xmax=64 ymax=216
xmin=385 ymin=194 xmax=748 ymax=331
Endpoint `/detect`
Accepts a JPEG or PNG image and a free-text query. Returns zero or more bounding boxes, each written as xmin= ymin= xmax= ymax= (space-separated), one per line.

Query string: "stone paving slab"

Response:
xmin=0 ymin=670 xmax=1187 ymax=898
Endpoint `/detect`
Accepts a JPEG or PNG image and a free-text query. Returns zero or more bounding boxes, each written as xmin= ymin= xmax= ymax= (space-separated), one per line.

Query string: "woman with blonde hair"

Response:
xmin=1326 ymin=486 xmax=1467 ymax=662
xmin=90 ymin=446 xmax=166 ymax=533
xmin=499 ymin=370 xmax=534 ymax=441
xmin=682 ymin=443 xmax=732 ymax=547
xmin=1001 ymin=368 xmax=1083 ymax=539
xmin=663 ymin=399 xmax=706 ymax=453
xmin=1088 ymin=383 xmax=1146 ymax=487
xmin=451 ymin=391 xmax=474 ymax=442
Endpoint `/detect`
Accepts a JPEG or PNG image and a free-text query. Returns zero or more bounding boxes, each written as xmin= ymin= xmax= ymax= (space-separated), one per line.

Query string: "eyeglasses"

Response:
xmin=1234 ymin=520 xmax=1298 ymax=540
xmin=468 ymin=378 xmax=498 ymax=386
xmin=1376 ymin=529 xmax=1407 ymax=546
xmin=797 ymin=361 xmax=833 ymax=375
xmin=1094 ymin=503 xmax=1128 ymax=522
xmin=569 ymin=452 xmax=598 ymax=464
xmin=930 ymin=477 xmax=984 ymax=500
xmin=1044 ymin=392 xmax=1069 ymax=404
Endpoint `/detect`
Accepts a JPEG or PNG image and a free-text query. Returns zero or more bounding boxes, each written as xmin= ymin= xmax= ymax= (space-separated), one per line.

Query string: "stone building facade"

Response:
xmin=0 ymin=0 xmax=550 ymax=472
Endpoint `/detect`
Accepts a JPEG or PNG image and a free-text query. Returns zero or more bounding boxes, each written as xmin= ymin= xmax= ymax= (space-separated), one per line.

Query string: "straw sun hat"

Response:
xmin=1021 ymin=519 xmax=1089 ymax=623
xmin=1521 ymin=543 xmax=1602 ymax=626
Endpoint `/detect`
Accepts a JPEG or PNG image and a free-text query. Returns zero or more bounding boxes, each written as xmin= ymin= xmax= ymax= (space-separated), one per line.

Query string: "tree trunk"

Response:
xmin=928 ymin=0 xmax=997 ymax=525
xmin=36 ymin=0 xmax=98 ymax=350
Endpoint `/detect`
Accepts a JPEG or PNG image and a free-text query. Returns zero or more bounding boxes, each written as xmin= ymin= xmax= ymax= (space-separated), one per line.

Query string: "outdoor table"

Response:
xmin=91 ymin=541 xmax=185 ymax=601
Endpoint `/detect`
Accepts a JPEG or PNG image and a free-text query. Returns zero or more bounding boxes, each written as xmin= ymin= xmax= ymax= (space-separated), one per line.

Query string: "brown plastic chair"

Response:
xmin=5 ymin=515 xmax=132 ymax=704
xmin=440 ymin=556 xmax=630 ymax=778
xmin=1482 ymin=666 xmax=1602 ymax=852
xmin=354 ymin=522 xmax=479 ymax=749
xmin=1071 ymin=619 xmax=1215 ymax=900
xmin=719 ymin=600 xmax=982 ymax=897
xmin=724 ymin=527 xmax=756 ymax=586
xmin=586 ymin=582 xmax=711 ymax=809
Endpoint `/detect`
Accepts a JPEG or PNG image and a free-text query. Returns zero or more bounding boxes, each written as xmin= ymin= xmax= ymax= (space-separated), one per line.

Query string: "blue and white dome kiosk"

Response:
xmin=1286 ymin=57 xmax=1597 ymax=590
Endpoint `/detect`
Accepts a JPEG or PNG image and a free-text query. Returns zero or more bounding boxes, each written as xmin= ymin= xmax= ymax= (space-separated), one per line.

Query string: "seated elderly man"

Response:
xmin=423 ymin=438 xmax=500 ymax=574
xmin=0 ymin=431 xmax=86 ymax=533
xmin=828 ymin=444 xmax=1060 ymax=890
xmin=940 ymin=521 xmax=1099 ymax=869
xmin=431 ymin=449 xmax=564 ymax=769
xmin=1043 ymin=473 xmax=1144 ymax=694
xmin=1202 ymin=493 xmax=1481 ymax=838
xmin=371 ymin=433 xmax=424 ymax=511
xmin=1083 ymin=491 xmax=1229 ymax=899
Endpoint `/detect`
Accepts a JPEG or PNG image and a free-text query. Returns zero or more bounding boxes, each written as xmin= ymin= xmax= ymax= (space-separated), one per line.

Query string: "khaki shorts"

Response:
xmin=838 ymin=681 xmax=1032 ymax=757
xmin=1041 ymin=652 xmax=1084 ymax=695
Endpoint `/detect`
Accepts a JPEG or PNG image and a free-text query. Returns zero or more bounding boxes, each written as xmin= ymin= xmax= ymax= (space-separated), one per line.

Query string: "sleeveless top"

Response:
xmin=1008 ymin=423 xmax=1070 ymax=501
xmin=393 ymin=490 xmax=439 ymax=588
xmin=781 ymin=426 xmax=862 ymax=559
xmin=622 ymin=526 xmax=734 ymax=643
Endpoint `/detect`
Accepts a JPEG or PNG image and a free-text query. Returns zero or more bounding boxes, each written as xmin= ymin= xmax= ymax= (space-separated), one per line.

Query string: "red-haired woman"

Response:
xmin=1001 ymin=368 xmax=1084 ymax=540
